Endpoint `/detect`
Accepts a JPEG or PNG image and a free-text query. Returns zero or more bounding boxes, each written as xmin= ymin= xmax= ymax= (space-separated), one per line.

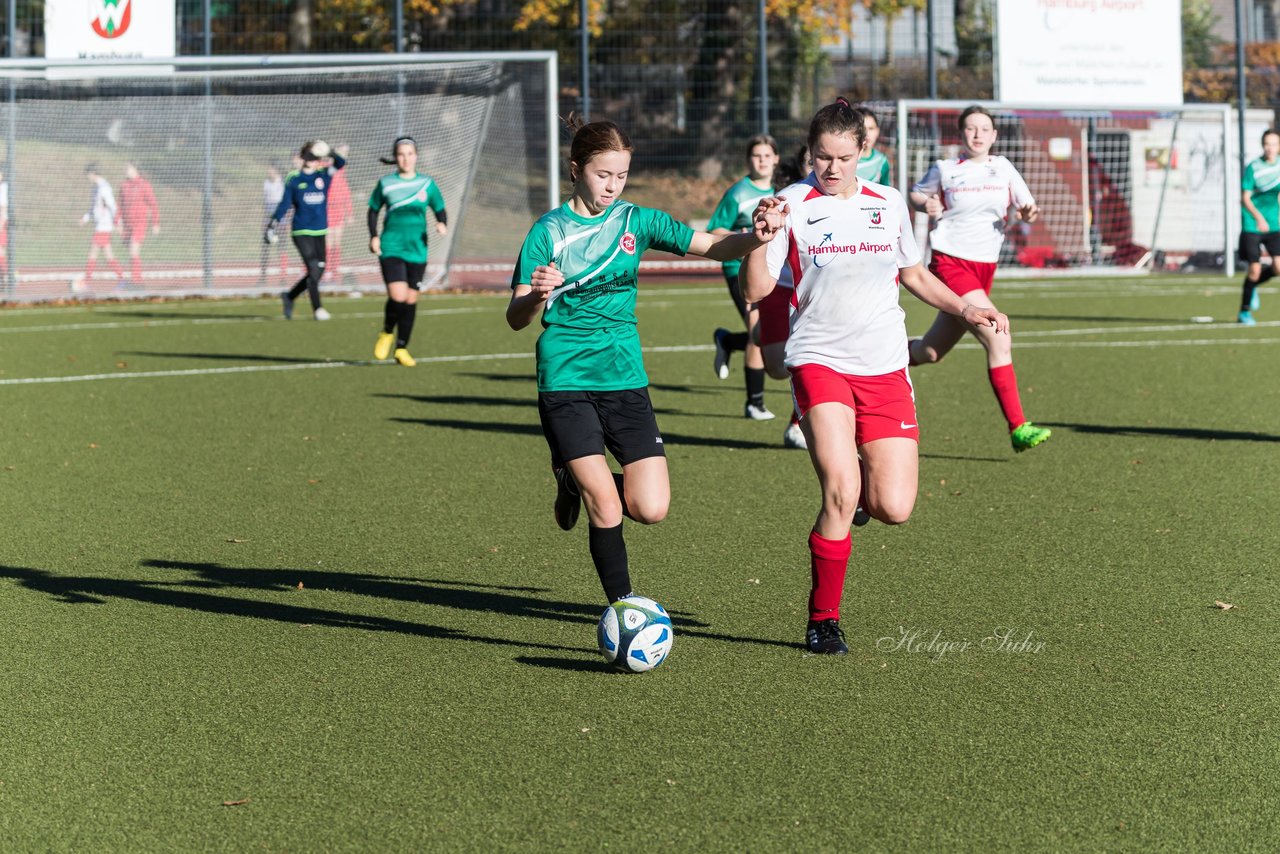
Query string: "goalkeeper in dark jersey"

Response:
xmin=367 ymin=137 xmax=448 ymax=366
xmin=266 ymin=140 xmax=346 ymax=320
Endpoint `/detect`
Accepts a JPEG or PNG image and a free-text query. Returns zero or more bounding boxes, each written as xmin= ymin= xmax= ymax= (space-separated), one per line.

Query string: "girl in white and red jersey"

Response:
xmin=908 ymin=105 xmax=1051 ymax=453
xmin=742 ymin=99 xmax=1008 ymax=655
xmin=79 ymin=164 xmax=125 ymax=289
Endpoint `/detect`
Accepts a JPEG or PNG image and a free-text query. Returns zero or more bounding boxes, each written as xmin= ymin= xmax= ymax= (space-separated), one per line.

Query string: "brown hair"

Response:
xmin=807 ymin=97 xmax=866 ymax=153
xmin=745 ymin=133 xmax=779 ymax=160
xmin=565 ymin=114 xmax=633 ymax=181
xmin=958 ymin=104 xmax=995 ymax=134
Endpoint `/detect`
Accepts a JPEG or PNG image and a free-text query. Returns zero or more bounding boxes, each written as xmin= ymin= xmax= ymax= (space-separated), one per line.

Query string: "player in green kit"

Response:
xmin=1238 ymin=128 xmax=1280 ymax=325
xmin=507 ymin=117 xmax=787 ymax=605
xmin=369 ymin=136 xmax=448 ymax=365
xmin=855 ymin=107 xmax=892 ymax=185
xmin=708 ymin=134 xmax=781 ymax=420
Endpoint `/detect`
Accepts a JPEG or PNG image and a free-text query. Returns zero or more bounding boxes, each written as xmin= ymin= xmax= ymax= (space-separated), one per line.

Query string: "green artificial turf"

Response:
xmin=1 ymin=276 xmax=1278 ymax=851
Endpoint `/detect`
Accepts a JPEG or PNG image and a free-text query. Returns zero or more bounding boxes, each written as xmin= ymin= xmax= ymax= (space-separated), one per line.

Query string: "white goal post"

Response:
xmin=0 ymin=52 xmax=559 ymax=301
xmin=892 ymin=100 xmax=1236 ymax=277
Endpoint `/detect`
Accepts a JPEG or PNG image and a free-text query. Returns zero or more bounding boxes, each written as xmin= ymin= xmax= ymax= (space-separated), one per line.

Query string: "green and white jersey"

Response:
xmin=368 ymin=172 xmax=446 ymax=264
xmin=512 ymin=200 xmax=694 ymax=392
xmin=857 ymin=148 xmax=892 ymax=185
xmin=1241 ymin=157 xmax=1280 ymax=233
xmin=707 ymin=176 xmax=774 ymax=278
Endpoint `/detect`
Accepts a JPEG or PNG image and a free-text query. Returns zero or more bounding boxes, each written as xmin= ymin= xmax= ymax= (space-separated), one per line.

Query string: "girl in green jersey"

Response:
xmin=507 ymin=117 xmax=786 ymax=605
xmin=369 ymin=137 xmax=448 ymax=366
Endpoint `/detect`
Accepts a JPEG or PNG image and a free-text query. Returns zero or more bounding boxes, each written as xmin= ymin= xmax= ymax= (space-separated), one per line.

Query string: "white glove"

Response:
xmin=310 ymin=140 xmax=331 ymax=159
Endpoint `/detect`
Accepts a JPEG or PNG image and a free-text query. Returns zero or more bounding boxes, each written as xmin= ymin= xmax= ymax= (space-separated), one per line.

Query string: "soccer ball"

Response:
xmin=597 ymin=595 xmax=674 ymax=673
xmin=309 ymin=139 xmax=331 ymax=159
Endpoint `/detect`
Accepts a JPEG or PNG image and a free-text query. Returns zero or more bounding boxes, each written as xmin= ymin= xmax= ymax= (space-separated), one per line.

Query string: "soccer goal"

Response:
xmin=887 ymin=100 xmax=1237 ymax=276
xmin=0 ymin=52 xmax=558 ymax=301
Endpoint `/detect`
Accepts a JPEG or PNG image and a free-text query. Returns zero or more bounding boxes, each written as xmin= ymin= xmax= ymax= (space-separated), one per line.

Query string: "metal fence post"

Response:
xmin=758 ymin=0 xmax=768 ymax=135
xmin=203 ymin=0 xmax=214 ymax=290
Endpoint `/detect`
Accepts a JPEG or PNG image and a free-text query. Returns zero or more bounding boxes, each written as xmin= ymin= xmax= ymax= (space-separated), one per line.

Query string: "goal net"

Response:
xmin=888 ymin=101 xmax=1236 ymax=276
xmin=0 ymin=53 xmax=558 ymax=301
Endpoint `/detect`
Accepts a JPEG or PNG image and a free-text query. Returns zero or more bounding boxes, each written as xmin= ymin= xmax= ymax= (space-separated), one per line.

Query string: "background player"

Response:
xmin=118 ymin=162 xmax=160 ymax=288
xmin=79 ymin=165 xmax=125 ymax=290
xmin=266 ymin=140 xmax=346 ymax=321
xmin=855 ymin=108 xmax=892 ymax=184
xmin=1237 ymin=128 xmax=1280 ymax=325
xmin=742 ymin=98 xmax=1008 ymax=655
xmin=908 ymin=105 xmax=1050 ymax=453
xmin=507 ymin=116 xmax=785 ymax=607
xmin=708 ymin=134 xmax=781 ymax=420
xmin=368 ymin=136 xmax=448 ymax=367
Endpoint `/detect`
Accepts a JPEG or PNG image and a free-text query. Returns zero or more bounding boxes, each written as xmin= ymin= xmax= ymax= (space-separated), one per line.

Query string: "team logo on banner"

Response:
xmin=90 ymin=0 xmax=132 ymax=39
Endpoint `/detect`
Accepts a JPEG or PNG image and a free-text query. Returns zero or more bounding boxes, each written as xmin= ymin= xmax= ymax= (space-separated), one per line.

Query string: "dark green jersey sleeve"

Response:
xmin=426 ymin=179 xmax=446 ymax=215
xmin=706 ymin=183 xmax=744 ymax=232
xmin=510 ymin=222 xmax=555 ymax=288
xmin=635 ymin=206 xmax=695 ymax=256
xmin=368 ymin=179 xmax=385 ymax=211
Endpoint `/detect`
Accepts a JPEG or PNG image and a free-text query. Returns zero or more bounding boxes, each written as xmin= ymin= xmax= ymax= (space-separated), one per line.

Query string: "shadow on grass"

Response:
xmin=119 ymin=350 xmax=339 ymax=365
xmin=1043 ymin=421 xmax=1280 ymax=443
xmin=514 ymin=655 xmax=617 ymax=674
xmin=1 ymin=561 xmax=796 ymax=652
xmin=456 ymin=371 xmax=721 ymax=396
xmin=391 ymin=416 xmax=779 ymax=450
xmin=920 ymin=453 xmax=1009 ymax=463
xmin=0 ymin=562 xmax=582 ymax=653
xmin=102 ymin=310 xmax=267 ymax=320
xmin=375 ymin=392 xmax=683 ymax=417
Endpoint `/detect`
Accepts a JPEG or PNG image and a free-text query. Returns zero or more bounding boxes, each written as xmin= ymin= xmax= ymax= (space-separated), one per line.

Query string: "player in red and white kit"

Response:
xmin=118 ymin=162 xmax=160 ymax=287
xmin=908 ymin=105 xmax=1050 ymax=453
xmin=743 ymin=99 xmax=1008 ymax=655
xmin=78 ymin=165 xmax=125 ymax=290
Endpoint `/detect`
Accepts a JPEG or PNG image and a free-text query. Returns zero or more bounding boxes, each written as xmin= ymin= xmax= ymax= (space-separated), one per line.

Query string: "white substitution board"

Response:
xmin=45 ymin=0 xmax=176 ymax=61
xmin=995 ymin=0 xmax=1183 ymax=107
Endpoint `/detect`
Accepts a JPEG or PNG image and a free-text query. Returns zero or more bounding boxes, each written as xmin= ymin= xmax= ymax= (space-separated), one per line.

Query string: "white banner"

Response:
xmin=45 ymin=0 xmax=176 ymax=61
xmin=996 ymin=0 xmax=1183 ymax=106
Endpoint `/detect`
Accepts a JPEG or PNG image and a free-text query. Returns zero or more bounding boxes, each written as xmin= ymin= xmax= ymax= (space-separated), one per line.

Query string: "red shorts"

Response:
xmin=929 ymin=250 xmax=996 ymax=297
xmin=90 ymin=232 xmax=113 ymax=248
xmin=757 ymin=285 xmax=792 ymax=347
xmin=789 ymin=363 xmax=919 ymax=445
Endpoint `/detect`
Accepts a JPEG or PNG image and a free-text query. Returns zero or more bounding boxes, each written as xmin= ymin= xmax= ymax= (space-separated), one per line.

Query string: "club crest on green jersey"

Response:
xmin=619 ymin=232 xmax=636 ymax=255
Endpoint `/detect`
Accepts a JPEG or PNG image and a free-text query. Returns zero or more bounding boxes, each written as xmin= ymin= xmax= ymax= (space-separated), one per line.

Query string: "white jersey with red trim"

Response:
xmin=765 ymin=176 xmax=921 ymax=376
xmin=911 ymin=155 xmax=1033 ymax=263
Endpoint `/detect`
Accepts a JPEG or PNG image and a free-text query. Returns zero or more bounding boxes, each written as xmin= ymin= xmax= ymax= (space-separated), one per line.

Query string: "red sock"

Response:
xmin=85 ymin=259 xmax=96 ymax=280
xmin=329 ymin=245 xmax=342 ymax=277
xmin=808 ymin=530 xmax=852 ymax=622
xmin=987 ymin=363 xmax=1026 ymax=432
xmin=131 ymin=257 xmax=142 ymax=283
xmin=110 ymin=259 xmax=124 ymax=278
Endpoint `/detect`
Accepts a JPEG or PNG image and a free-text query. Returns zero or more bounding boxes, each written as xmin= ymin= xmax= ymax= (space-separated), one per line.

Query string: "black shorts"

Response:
xmin=723 ymin=272 xmax=749 ymax=322
xmin=380 ymin=256 xmax=427 ymax=290
xmin=1239 ymin=231 xmax=1280 ymax=263
xmin=537 ymin=388 xmax=666 ymax=468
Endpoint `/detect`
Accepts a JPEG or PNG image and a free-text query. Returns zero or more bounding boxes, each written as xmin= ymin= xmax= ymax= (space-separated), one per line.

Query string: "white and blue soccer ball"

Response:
xmin=597 ymin=595 xmax=674 ymax=673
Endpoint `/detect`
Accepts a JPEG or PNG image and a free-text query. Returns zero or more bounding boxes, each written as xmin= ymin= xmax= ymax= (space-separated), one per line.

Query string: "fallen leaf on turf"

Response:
xmin=88 ymin=443 xmax=99 ymax=449
xmin=580 ymin=727 xmax=590 ymax=733
xmin=665 ymin=779 xmax=676 ymax=786
xmin=307 ymin=479 xmax=319 ymax=485
xmin=222 ymin=798 xmax=250 ymax=807
xmin=115 ymin=361 xmax=127 ymax=368
xmin=226 ymin=538 xmax=246 ymax=543
xmin=1213 ymin=600 xmax=1236 ymax=610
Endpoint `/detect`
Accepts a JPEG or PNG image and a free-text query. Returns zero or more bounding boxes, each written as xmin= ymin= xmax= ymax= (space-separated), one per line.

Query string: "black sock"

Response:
xmin=1260 ymin=267 xmax=1276 ymax=284
xmin=397 ymin=301 xmax=417 ymax=348
xmin=746 ymin=366 xmax=766 ymax=407
xmin=287 ymin=277 xmax=308 ymax=301
xmin=611 ymin=472 xmax=635 ymax=522
xmin=1243 ymin=277 xmax=1260 ymax=312
xmin=588 ymin=523 xmax=631 ymax=603
xmin=724 ymin=331 xmax=749 ymax=351
xmin=383 ymin=298 xmax=400 ymax=334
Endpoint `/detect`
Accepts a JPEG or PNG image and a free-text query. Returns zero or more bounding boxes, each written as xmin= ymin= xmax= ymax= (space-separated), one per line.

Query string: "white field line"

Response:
xmin=3 ymin=335 xmax=1279 ymax=386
